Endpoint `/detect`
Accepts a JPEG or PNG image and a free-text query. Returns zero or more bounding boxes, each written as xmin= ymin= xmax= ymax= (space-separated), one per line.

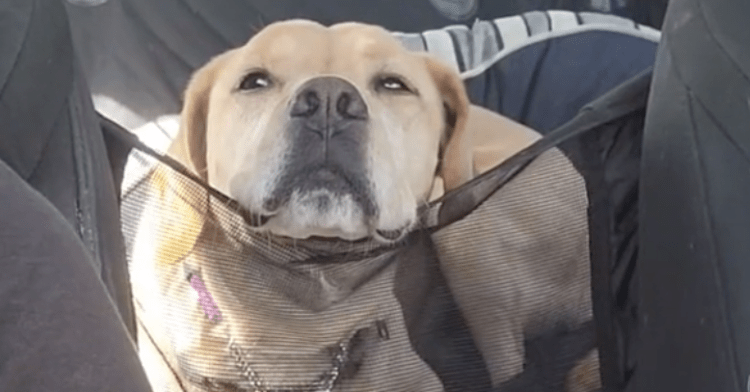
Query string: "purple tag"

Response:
xmin=189 ymin=274 xmax=223 ymax=322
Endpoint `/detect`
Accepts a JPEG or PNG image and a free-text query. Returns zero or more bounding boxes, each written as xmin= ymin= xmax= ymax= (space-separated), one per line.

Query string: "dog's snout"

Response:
xmin=278 ymin=76 xmax=372 ymax=217
xmin=291 ymin=90 xmax=322 ymax=118
xmin=335 ymin=92 xmax=365 ymax=120
xmin=290 ymin=77 xmax=368 ymax=124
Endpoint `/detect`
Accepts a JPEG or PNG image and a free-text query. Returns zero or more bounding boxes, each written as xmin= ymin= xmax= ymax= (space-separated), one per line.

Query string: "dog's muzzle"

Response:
xmin=266 ymin=76 xmax=375 ymax=217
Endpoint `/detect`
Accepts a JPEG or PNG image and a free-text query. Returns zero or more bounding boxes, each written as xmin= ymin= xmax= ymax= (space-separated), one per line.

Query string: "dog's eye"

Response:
xmin=376 ymin=76 xmax=412 ymax=93
xmin=239 ymin=71 xmax=272 ymax=91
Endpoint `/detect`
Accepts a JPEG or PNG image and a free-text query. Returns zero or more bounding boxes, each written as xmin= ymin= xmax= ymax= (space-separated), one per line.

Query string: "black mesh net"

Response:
xmin=120 ymin=114 xmax=605 ymax=392
xmin=113 ymin=66 xmax=653 ymax=392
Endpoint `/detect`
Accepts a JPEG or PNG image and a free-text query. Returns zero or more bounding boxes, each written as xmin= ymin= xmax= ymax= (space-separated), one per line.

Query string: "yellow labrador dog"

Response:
xmin=130 ymin=19 xmax=598 ymax=392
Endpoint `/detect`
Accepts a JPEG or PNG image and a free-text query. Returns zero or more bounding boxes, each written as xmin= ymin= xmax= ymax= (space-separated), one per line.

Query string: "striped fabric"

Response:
xmin=393 ymin=10 xmax=661 ymax=79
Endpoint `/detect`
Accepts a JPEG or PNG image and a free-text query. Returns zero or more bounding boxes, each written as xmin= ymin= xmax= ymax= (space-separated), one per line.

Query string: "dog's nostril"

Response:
xmin=337 ymin=92 xmax=367 ymax=120
xmin=291 ymin=90 xmax=320 ymax=117
xmin=305 ymin=91 xmax=320 ymax=108
xmin=337 ymin=93 xmax=351 ymax=117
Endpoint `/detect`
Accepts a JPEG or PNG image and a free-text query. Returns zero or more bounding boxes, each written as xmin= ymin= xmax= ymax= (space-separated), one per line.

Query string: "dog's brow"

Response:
xmin=374 ymin=62 xmax=406 ymax=77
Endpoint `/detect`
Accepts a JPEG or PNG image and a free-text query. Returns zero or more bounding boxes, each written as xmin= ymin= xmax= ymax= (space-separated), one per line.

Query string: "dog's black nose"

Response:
xmin=290 ymin=77 xmax=368 ymax=126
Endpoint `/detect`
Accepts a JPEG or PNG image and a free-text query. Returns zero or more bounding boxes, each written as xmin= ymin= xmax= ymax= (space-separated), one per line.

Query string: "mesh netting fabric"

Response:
xmin=121 ymin=132 xmax=596 ymax=391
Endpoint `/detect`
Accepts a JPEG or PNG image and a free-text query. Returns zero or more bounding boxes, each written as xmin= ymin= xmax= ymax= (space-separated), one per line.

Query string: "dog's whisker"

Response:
xmin=265 ymin=230 xmax=273 ymax=251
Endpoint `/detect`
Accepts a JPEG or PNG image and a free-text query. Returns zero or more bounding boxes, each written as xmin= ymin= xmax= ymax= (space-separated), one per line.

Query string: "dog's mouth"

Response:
xmin=230 ymin=169 xmax=353 ymax=231
xmin=233 ymin=165 xmax=420 ymax=243
xmin=306 ymin=166 xmax=348 ymax=186
xmin=287 ymin=164 xmax=371 ymax=202
xmin=240 ymin=213 xmax=411 ymax=246
xmin=234 ymin=165 xmax=378 ymax=237
xmin=238 ymin=206 xmax=411 ymax=245
xmin=239 ymin=210 xmax=274 ymax=228
xmin=373 ymin=227 xmax=410 ymax=243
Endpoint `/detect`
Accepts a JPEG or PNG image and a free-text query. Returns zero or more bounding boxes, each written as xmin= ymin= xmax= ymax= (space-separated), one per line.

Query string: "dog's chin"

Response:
xmin=259 ymin=189 xmax=372 ymax=241
xmin=236 ymin=187 xmax=416 ymax=243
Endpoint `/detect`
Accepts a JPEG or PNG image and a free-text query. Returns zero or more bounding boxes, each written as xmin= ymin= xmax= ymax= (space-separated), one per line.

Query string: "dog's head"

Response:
xmin=170 ymin=20 xmax=473 ymax=243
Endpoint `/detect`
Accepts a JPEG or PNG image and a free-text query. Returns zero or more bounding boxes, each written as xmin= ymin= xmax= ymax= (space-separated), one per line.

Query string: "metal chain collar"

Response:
xmin=188 ymin=271 xmax=388 ymax=392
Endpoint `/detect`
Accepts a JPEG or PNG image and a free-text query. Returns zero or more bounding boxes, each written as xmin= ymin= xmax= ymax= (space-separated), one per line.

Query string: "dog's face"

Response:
xmin=172 ymin=20 xmax=472 ymax=242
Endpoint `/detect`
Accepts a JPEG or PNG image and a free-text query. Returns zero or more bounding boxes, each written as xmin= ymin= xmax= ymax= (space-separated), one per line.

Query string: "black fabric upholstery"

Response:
xmin=0 ymin=1 xmax=147 ymax=390
xmin=0 ymin=158 xmax=151 ymax=392
xmin=560 ymin=71 xmax=650 ymax=391
xmin=635 ymin=0 xmax=750 ymax=391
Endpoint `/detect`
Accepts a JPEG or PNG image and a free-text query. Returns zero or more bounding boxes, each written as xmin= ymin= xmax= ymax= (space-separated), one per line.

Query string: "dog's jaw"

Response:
xmin=227 ymin=156 xmax=378 ymax=240
xmin=262 ymin=189 xmax=372 ymax=240
xmin=227 ymin=154 xmax=425 ymax=243
xmin=231 ymin=179 xmax=418 ymax=242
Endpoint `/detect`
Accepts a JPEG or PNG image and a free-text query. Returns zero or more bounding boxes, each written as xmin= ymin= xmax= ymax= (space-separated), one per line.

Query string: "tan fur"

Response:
xmin=428 ymin=105 xmax=542 ymax=199
xmin=170 ymin=49 xmax=239 ymax=179
xmin=148 ymin=166 xmax=206 ymax=265
xmin=133 ymin=19 xmax=600 ymax=392
xmin=421 ymin=55 xmax=474 ymax=191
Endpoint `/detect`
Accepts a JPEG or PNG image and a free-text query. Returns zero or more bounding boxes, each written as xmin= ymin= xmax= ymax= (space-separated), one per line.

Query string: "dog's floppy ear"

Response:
xmin=153 ymin=50 xmax=236 ymax=264
xmin=423 ymin=56 xmax=473 ymax=191
xmin=170 ymin=49 xmax=238 ymax=179
xmin=149 ymin=166 xmax=208 ymax=265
